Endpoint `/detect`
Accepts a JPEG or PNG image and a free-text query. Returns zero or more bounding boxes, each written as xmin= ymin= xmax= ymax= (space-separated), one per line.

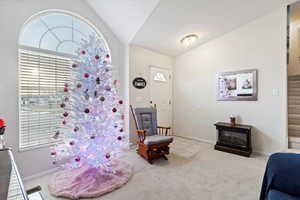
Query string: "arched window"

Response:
xmin=19 ymin=11 xmax=110 ymax=150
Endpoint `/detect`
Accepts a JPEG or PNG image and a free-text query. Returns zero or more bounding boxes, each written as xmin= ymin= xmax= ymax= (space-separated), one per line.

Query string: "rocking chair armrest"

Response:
xmin=157 ymin=126 xmax=171 ymax=130
xmin=136 ymin=129 xmax=146 ymax=142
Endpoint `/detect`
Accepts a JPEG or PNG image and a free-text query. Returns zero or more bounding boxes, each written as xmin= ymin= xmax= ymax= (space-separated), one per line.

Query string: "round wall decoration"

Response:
xmin=132 ymin=77 xmax=147 ymax=89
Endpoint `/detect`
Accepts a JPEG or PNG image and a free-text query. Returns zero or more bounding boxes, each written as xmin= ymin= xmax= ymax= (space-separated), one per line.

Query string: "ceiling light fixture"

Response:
xmin=180 ymin=34 xmax=199 ymax=46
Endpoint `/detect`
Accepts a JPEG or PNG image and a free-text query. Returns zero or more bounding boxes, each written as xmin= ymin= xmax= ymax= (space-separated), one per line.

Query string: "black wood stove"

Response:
xmin=214 ymin=122 xmax=252 ymax=157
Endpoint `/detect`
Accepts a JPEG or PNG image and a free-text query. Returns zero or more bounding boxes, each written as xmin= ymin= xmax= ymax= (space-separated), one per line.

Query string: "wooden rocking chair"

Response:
xmin=130 ymin=105 xmax=173 ymax=164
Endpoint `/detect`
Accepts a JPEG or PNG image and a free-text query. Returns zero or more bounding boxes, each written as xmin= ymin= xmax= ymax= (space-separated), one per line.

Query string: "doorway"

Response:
xmin=149 ymin=66 xmax=172 ymax=128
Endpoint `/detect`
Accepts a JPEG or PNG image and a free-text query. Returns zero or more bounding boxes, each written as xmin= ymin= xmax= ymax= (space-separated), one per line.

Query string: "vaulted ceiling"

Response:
xmin=86 ymin=0 xmax=160 ymax=44
xmin=86 ymin=0 xmax=297 ymax=57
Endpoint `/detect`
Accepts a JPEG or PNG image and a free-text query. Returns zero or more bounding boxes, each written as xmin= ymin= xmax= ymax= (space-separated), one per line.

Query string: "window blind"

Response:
xmin=19 ymin=50 xmax=71 ymax=150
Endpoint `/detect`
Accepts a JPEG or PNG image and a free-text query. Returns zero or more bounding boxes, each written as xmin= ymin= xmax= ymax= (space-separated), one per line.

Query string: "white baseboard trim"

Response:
xmin=174 ymin=135 xmax=215 ymax=145
xmin=252 ymin=150 xmax=271 ymax=157
xmin=23 ymin=167 xmax=58 ymax=182
xmin=175 ymin=135 xmax=272 ymax=157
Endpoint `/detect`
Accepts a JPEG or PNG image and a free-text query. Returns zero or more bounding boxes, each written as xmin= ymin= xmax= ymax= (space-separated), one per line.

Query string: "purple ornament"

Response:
xmin=100 ymin=97 xmax=105 ymax=102
xmin=90 ymin=135 xmax=96 ymax=139
xmin=105 ymin=86 xmax=111 ymax=91
xmin=74 ymin=127 xmax=79 ymax=132
xmin=75 ymin=157 xmax=80 ymax=162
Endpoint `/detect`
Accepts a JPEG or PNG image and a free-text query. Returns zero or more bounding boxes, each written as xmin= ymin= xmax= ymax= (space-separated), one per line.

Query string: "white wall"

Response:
xmin=173 ymin=8 xmax=288 ymax=155
xmin=0 ymin=0 xmax=127 ymax=178
xmin=129 ymin=45 xmax=173 ymax=145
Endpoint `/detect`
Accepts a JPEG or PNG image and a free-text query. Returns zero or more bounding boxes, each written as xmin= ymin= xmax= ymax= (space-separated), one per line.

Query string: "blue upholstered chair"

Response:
xmin=260 ymin=153 xmax=300 ymax=200
xmin=133 ymin=107 xmax=173 ymax=164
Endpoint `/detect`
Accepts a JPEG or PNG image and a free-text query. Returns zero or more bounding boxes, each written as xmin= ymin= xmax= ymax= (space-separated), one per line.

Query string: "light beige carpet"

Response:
xmin=25 ymin=137 xmax=267 ymax=200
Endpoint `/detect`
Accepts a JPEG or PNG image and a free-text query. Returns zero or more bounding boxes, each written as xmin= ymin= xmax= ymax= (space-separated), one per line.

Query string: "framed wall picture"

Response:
xmin=217 ymin=69 xmax=258 ymax=101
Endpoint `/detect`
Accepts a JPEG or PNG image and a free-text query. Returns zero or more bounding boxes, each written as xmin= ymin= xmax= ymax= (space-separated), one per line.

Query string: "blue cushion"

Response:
xmin=267 ymin=190 xmax=300 ymax=200
xmin=135 ymin=108 xmax=157 ymax=136
xmin=144 ymin=135 xmax=173 ymax=145
xmin=260 ymin=153 xmax=300 ymax=200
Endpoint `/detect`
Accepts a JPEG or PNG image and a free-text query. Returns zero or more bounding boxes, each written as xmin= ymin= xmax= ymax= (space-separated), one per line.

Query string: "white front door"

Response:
xmin=149 ymin=66 xmax=172 ymax=128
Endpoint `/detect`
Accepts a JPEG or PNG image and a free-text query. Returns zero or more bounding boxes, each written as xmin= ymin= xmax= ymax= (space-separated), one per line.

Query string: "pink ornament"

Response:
xmin=84 ymin=108 xmax=90 ymax=114
xmin=77 ymin=83 xmax=82 ymax=88
xmin=119 ymin=128 xmax=123 ymax=132
xmin=64 ymin=88 xmax=68 ymax=92
xmin=121 ymin=114 xmax=125 ymax=120
xmin=60 ymin=103 xmax=66 ymax=108
xmin=84 ymin=73 xmax=90 ymax=78
xmin=106 ymin=54 xmax=110 ymax=58
xmin=95 ymin=55 xmax=100 ymax=60
xmin=103 ymin=60 xmax=108 ymax=65
xmin=72 ymin=64 xmax=77 ymax=68
xmin=117 ymin=136 xmax=122 ymax=141
xmin=53 ymin=131 xmax=60 ymax=139
xmin=74 ymin=127 xmax=79 ymax=132
xmin=69 ymin=141 xmax=75 ymax=146
xmin=112 ymin=108 xmax=117 ymax=113
xmin=119 ymin=100 xmax=123 ymax=104
xmin=51 ymin=152 xmax=57 ymax=156
xmin=81 ymin=50 xmax=86 ymax=55
xmin=62 ymin=120 xmax=67 ymax=125
xmin=105 ymin=153 xmax=110 ymax=159
xmin=63 ymin=112 xmax=69 ymax=117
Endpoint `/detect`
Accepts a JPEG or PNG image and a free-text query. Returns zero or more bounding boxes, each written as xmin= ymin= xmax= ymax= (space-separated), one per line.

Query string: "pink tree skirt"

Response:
xmin=49 ymin=160 xmax=133 ymax=199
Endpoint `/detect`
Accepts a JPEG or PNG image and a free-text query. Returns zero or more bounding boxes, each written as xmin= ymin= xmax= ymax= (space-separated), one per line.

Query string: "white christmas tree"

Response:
xmin=51 ymin=36 xmax=126 ymax=169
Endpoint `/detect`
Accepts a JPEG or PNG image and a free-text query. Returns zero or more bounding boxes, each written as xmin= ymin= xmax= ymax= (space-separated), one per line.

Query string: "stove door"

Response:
xmin=218 ymin=129 xmax=248 ymax=149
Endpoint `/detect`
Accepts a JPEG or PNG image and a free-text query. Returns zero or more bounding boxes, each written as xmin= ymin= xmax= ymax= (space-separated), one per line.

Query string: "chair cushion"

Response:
xmin=144 ymin=135 xmax=173 ymax=145
xmin=135 ymin=108 xmax=157 ymax=136
xmin=267 ymin=190 xmax=300 ymax=200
